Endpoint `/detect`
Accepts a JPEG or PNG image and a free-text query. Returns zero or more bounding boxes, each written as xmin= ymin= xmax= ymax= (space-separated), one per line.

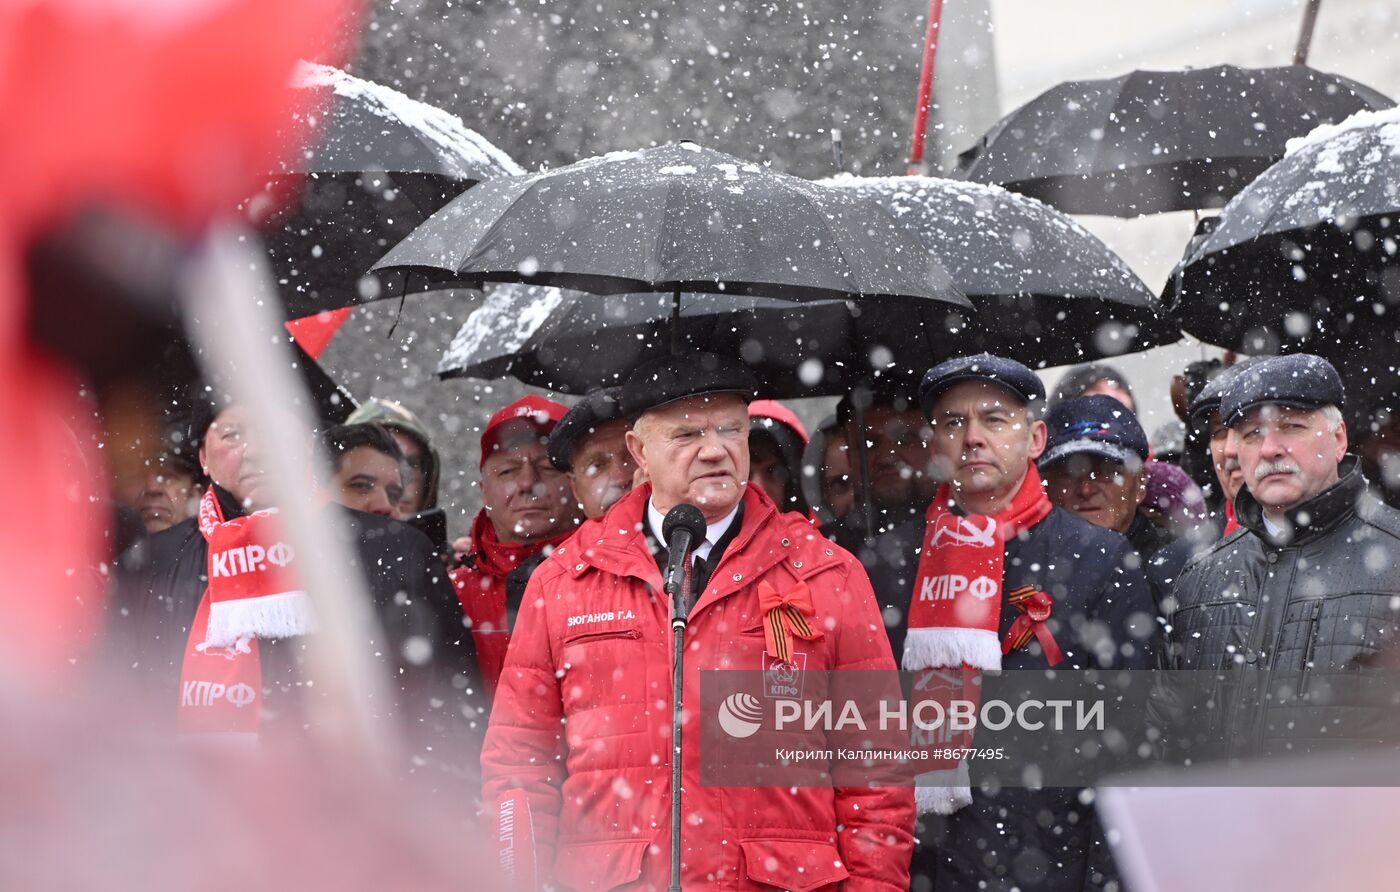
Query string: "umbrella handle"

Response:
xmin=670 ymin=288 xmax=682 ymax=354
xmin=852 ymin=397 xmax=876 ymax=542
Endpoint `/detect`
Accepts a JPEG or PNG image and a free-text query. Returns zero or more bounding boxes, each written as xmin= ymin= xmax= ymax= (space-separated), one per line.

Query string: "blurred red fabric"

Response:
xmin=0 ymin=0 xmax=359 ymax=682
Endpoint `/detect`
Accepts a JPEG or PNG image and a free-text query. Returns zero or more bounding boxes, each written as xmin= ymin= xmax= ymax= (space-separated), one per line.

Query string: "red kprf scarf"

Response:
xmin=905 ymin=465 xmax=1054 ymax=672
xmin=176 ymin=488 xmax=316 ymax=738
xmin=904 ymin=465 xmax=1055 ymax=813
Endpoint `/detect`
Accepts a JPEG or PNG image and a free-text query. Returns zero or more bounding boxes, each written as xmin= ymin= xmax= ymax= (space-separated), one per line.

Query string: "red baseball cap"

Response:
xmin=479 ymin=395 xmax=569 ymax=467
xmin=748 ymin=399 xmax=809 ymax=445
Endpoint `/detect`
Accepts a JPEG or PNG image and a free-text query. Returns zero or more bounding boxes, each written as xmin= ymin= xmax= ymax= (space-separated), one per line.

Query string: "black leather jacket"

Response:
xmin=1166 ymin=456 xmax=1400 ymax=755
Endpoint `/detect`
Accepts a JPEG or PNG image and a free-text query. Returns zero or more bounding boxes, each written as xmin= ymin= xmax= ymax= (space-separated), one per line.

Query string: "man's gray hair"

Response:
xmin=1321 ymin=404 xmax=1344 ymax=434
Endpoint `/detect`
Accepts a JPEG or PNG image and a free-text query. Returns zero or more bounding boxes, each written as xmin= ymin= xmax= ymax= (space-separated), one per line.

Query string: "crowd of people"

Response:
xmin=97 ymin=347 xmax=1400 ymax=891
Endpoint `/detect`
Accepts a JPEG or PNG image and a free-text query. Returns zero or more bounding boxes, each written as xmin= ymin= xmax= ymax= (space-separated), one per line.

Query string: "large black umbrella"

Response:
xmin=249 ymin=62 xmax=520 ymax=319
xmin=441 ymin=174 xmax=1174 ymax=389
xmin=379 ymin=141 xmax=969 ymax=547
xmin=955 ymin=64 xmax=1393 ymax=217
xmin=1165 ymin=106 xmax=1400 ymax=356
xmin=821 ymin=175 xmax=1177 ymax=362
xmin=372 ymin=141 xmax=969 ymax=309
xmin=437 ymin=285 xmax=969 ymax=397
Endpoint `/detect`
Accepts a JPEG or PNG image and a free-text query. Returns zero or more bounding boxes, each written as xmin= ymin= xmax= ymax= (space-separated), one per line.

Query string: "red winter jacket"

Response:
xmin=481 ymin=485 xmax=914 ymax=891
xmin=450 ymin=511 xmax=569 ymax=697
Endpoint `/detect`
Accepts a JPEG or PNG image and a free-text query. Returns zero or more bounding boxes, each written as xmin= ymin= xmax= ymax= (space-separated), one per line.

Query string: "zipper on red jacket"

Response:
xmin=564 ymin=628 xmax=642 ymax=646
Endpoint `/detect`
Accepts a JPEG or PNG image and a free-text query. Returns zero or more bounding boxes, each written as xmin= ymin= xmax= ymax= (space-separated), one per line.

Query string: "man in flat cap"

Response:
xmin=481 ymin=352 xmax=915 ymax=891
xmin=864 ymin=353 xmax=1157 ymax=892
xmin=546 ymin=386 xmax=637 ymax=520
xmin=1167 ymin=354 xmax=1400 ymax=754
xmin=1146 ymin=358 xmax=1264 ymax=612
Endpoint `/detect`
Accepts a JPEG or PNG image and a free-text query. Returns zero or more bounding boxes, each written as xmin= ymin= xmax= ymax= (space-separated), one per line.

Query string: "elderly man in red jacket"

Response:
xmin=451 ymin=395 xmax=579 ymax=696
xmin=482 ymin=353 xmax=914 ymax=891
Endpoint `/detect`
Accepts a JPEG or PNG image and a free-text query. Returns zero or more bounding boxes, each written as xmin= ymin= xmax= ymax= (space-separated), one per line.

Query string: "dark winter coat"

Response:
xmin=865 ymin=504 xmax=1158 ymax=892
xmin=1146 ymin=519 xmax=1223 ymax=622
xmin=1120 ymin=512 xmax=1197 ymax=631
xmin=1165 ymin=457 xmax=1400 ymax=756
xmin=1126 ymin=512 xmax=1173 ymax=564
xmin=108 ymin=486 xmax=484 ymax=775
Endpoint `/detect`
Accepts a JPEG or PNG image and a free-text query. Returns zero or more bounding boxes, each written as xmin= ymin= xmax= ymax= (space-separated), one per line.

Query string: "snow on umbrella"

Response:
xmin=372 ymin=141 xmax=970 ymax=310
xmin=955 ymin=64 xmax=1394 ymax=217
xmin=437 ymin=283 xmax=970 ymax=398
xmin=821 ymin=174 xmax=1177 ymax=364
xmin=250 ymin=61 xmax=522 ymax=319
xmin=1165 ymin=106 xmax=1400 ymax=357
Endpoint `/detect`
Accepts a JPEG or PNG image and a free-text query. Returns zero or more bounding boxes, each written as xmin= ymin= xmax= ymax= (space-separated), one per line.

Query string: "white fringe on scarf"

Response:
xmin=202 ymin=590 xmax=318 ymax=649
xmin=903 ymin=628 xmax=999 ymax=815
xmin=901 ymin=626 xmax=1003 ymax=673
xmin=914 ymin=762 xmax=973 ymax=815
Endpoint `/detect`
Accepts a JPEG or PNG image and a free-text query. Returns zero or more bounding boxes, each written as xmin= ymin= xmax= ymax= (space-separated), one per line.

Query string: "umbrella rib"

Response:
xmin=648 ymin=177 xmax=679 ymax=290
xmin=463 ymin=183 xmax=541 ymax=277
xmin=1073 ymin=73 xmax=1133 ymax=184
xmin=796 ymin=189 xmax=865 ymax=299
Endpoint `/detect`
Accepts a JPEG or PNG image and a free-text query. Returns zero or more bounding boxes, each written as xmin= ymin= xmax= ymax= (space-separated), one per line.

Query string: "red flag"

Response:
xmin=286 ymin=308 xmax=352 ymax=359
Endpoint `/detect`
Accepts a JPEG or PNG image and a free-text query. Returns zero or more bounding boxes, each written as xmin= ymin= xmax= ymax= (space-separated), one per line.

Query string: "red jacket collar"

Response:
xmin=565 ymin=484 xmax=808 ymax=609
xmin=466 ymin=510 xmax=570 ymax=578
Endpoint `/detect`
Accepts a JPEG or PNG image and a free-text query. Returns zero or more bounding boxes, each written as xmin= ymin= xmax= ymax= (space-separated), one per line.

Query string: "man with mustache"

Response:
xmin=1167 ymin=354 xmax=1400 ymax=755
xmin=451 ymin=395 xmax=579 ymax=698
xmin=481 ymin=352 xmax=914 ymax=891
xmin=864 ymin=353 xmax=1157 ymax=892
xmin=546 ymin=387 xmax=636 ymax=520
xmin=1146 ymin=358 xmax=1262 ymax=614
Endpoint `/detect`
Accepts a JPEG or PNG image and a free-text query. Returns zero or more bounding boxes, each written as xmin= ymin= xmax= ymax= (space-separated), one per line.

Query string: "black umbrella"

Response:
xmin=441 ymin=173 xmax=1174 ymax=389
xmin=821 ymin=175 xmax=1177 ymax=363
xmin=955 ymin=64 xmax=1393 ymax=217
xmin=248 ymin=62 xmax=520 ymax=319
xmin=372 ymin=141 xmax=969 ymax=309
xmin=1165 ymin=106 xmax=1400 ymax=356
xmin=380 ymin=141 xmax=968 ymax=546
xmin=437 ymin=285 xmax=970 ymax=398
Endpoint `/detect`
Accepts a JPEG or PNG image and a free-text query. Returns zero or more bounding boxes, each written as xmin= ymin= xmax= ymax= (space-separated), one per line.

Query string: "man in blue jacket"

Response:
xmin=862 ymin=353 xmax=1159 ymax=892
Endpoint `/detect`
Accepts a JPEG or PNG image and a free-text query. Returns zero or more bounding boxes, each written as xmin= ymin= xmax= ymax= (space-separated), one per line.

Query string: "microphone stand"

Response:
xmin=661 ymin=511 xmax=702 ymax=892
xmin=667 ymin=562 xmax=688 ymax=892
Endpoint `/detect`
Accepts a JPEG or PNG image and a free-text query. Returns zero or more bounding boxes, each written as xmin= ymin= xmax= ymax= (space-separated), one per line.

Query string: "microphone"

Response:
xmin=661 ymin=504 xmax=708 ymax=613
